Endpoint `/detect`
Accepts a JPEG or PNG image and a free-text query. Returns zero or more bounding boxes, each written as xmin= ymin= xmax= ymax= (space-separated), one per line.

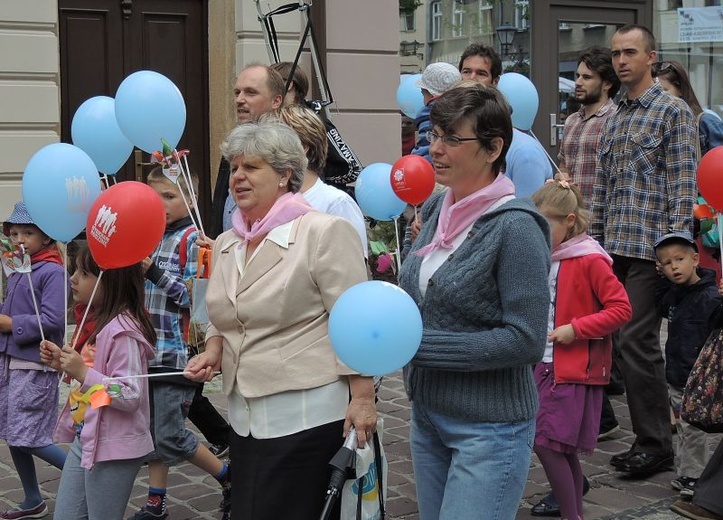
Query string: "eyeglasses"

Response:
xmin=426 ymin=130 xmax=478 ymax=148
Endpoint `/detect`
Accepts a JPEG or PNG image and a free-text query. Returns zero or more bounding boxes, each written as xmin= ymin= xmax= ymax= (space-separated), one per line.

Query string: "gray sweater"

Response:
xmin=399 ymin=193 xmax=551 ymax=423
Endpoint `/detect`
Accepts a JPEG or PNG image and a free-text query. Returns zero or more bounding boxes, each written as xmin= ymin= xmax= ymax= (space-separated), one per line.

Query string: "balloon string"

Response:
xmin=718 ymin=214 xmax=723 ymax=275
xmin=63 ymin=245 xmax=68 ymax=350
xmin=393 ymin=216 xmax=402 ymax=275
xmin=26 ymin=273 xmax=45 ymax=343
xmin=179 ymin=152 xmax=206 ymax=237
xmin=70 ymin=271 xmax=103 ymax=353
xmin=529 ymin=130 xmax=561 ymax=175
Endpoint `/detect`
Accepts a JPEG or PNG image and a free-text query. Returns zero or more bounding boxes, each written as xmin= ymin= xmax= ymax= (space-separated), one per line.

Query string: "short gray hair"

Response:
xmin=220 ymin=121 xmax=307 ymax=193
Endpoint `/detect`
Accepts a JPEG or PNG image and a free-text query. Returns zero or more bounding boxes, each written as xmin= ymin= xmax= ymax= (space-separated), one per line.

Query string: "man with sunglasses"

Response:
xmin=590 ymin=24 xmax=698 ymax=476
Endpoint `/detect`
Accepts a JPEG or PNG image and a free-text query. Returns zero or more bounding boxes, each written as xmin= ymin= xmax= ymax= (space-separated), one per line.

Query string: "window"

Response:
xmin=453 ymin=2 xmax=465 ymax=37
xmin=432 ymin=2 xmax=442 ymax=41
xmin=400 ymin=11 xmax=415 ymax=32
xmin=515 ymin=0 xmax=529 ymax=30
xmin=479 ymin=1 xmax=493 ymax=34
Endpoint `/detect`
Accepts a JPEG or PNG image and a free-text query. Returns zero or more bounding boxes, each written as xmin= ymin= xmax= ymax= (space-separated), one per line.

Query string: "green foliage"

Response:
xmin=400 ymin=0 xmax=422 ymax=14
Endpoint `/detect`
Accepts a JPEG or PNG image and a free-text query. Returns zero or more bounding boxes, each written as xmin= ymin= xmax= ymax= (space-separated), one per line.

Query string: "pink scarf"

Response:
xmin=415 ymin=174 xmax=515 ymax=256
xmin=552 ymin=233 xmax=612 ymax=264
xmin=231 ymin=192 xmax=312 ymax=244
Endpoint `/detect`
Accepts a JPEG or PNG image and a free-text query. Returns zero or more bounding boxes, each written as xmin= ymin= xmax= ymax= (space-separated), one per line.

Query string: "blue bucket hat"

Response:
xmin=3 ymin=201 xmax=35 ymax=236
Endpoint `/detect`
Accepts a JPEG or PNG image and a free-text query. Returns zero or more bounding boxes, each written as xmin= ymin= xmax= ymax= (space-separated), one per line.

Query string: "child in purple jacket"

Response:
xmin=40 ymin=245 xmax=157 ymax=520
xmin=0 ymin=202 xmax=67 ymax=520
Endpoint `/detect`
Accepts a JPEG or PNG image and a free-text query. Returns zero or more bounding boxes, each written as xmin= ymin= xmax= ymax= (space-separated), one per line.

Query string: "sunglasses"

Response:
xmin=652 ymin=61 xmax=673 ymax=75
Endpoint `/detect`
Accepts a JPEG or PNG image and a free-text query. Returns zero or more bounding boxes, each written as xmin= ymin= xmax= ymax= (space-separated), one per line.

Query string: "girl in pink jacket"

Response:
xmin=40 ymin=246 xmax=156 ymax=520
xmin=531 ymin=181 xmax=632 ymax=520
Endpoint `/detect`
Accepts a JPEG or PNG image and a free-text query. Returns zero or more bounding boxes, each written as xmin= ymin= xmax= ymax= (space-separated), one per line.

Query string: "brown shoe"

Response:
xmin=670 ymin=501 xmax=723 ymax=520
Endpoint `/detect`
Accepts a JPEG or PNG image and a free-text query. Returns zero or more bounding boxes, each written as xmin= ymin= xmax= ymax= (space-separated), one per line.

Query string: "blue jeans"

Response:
xmin=411 ymin=401 xmax=535 ymax=520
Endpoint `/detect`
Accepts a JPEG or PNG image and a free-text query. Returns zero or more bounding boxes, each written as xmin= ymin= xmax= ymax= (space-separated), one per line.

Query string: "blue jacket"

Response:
xmin=0 ymin=259 xmax=67 ymax=362
xmin=411 ymin=102 xmax=432 ymax=163
xmin=700 ymin=111 xmax=723 ymax=156
xmin=657 ymin=268 xmax=723 ymax=388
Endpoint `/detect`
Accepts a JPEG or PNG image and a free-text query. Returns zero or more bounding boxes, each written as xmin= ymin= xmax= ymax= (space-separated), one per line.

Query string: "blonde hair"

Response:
xmin=147 ymin=166 xmax=199 ymax=201
xmin=531 ymin=180 xmax=591 ymax=239
xmin=260 ymin=105 xmax=328 ymax=174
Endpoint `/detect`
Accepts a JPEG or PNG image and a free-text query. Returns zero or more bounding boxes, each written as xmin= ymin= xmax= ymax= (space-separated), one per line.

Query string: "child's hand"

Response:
xmin=39 ymin=340 xmax=62 ymax=371
xmin=141 ymin=257 xmax=152 ymax=274
xmin=59 ymin=345 xmax=88 ymax=382
xmin=0 ymin=314 xmax=11 ymax=333
xmin=196 ymin=231 xmax=215 ymax=250
xmin=655 ymin=261 xmax=663 ymax=276
xmin=411 ymin=214 xmax=422 ymax=242
xmin=548 ymin=324 xmax=576 ymax=345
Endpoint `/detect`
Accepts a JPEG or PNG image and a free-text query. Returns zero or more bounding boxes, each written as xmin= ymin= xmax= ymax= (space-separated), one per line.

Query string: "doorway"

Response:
xmin=58 ymin=0 xmax=211 ymax=224
xmin=531 ymin=1 xmax=651 ymax=162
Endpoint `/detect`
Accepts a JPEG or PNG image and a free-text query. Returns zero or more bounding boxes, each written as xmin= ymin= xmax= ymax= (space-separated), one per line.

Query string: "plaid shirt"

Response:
xmin=558 ymin=98 xmax=616 ymax=204
xmin=590 ymin=82 xmax=698 ymax=262
xmin=144 ymin=217 xmax=198 ymax=369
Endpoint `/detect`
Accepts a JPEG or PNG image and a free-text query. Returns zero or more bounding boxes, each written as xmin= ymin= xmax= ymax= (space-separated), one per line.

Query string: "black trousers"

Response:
xmin=229 ymin=420 xmax=344 ymax=520
xmin=187 ymin=383 xmax=231 ymax=446
xmin=612 ymin=255 xmax=672 ymax=455
xmin=693 ymin=438 xmax=723 ymax=515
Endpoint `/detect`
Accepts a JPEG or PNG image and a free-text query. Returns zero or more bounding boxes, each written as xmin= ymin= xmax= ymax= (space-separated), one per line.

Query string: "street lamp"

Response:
xmin=495 ymin=23 xmax=516 ymax=58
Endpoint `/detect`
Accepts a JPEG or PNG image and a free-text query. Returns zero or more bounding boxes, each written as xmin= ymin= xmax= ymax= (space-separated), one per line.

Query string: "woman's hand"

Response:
xmin=59 ymin=345 xmax=88 ymax=382
xmin=346 ymin=375 xmax=377 ymax=448
xmin=196 ymin=231 xmax=215 ymax=250
xmin=185 ymin=345 xmax=222 ymax=382
xmin=39 ymin=340 xmax=62 ymax=371
xmin=0 ymin=314 xmax=11 ymax=333
xmin=548 ymin=324 xmax=576 ymax=345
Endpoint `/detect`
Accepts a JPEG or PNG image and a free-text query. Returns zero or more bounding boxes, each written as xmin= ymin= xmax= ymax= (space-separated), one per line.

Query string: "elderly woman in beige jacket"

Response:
xmin=186 ymin=121 xmax=376 ymax=520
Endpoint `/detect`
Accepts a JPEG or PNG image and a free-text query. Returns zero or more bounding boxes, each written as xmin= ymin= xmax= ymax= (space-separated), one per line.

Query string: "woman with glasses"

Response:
xmin=653 ymin=60 xmax=723 ymax=156
xmin=398 ymin=84 xmax=551 ymax=520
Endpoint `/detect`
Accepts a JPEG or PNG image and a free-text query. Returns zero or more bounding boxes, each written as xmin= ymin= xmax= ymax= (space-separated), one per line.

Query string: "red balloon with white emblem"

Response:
xmin=390 ymin=155 xmax=436 ymax=206
xmin=86 ymin=181 xmax=165 ymax=269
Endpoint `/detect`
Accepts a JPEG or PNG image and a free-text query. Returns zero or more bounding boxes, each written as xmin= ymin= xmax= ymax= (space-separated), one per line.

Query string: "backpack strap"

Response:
xmin=178 ymin=226 xmax=196 ymax=344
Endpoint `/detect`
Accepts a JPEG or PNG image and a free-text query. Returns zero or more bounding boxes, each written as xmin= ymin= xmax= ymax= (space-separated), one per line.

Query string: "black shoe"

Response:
xmin=617 ymin=452 xmax=674 ymax=475
xmin=530 ymin=477 xmax=590 ymax=517
xmin=611 ymin=451 xmax=633 ymax=468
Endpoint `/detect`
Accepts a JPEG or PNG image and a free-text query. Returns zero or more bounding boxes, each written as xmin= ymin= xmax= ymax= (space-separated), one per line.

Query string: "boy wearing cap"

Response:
xmin=654 ymin=231 xmax=723 ymax=498
xmin=411 ymin=62 xmax=462 ymax=163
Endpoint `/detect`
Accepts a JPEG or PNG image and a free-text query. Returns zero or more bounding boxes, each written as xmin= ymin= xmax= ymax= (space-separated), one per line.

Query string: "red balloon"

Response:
xmin=698 ymin=146 xmax=723 ymax=211
xmin=86 ymin=181 xmax=165 ymax=269
xmin=390 ymin=155 xmax=436 ymax=206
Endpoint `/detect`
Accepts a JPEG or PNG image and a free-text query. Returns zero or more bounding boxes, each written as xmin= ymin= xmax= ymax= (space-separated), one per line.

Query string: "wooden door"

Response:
xmin=59 ymin=0 xmax=211 ymax=224
xmin=531 ymin=0 xmax=650 ymax=160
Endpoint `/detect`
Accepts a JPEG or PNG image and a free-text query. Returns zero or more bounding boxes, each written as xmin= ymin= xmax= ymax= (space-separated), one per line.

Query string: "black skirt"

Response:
xmin=229 ymin=419 xmax=345 ymax=520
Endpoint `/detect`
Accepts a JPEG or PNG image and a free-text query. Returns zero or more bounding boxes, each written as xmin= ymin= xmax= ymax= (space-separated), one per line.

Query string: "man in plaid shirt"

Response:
xmin=558 ymin=46 xmax=619 ymax=205
xmin=590 ymin=24 xmax=698 ymax=476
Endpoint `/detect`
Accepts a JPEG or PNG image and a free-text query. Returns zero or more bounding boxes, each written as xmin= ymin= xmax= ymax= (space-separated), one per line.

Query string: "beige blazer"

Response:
xmin=206 ymin=211 xmax=368 ymax=398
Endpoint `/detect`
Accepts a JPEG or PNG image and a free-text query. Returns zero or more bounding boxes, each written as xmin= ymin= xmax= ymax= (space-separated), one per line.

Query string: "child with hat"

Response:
xmin=0 ymin=201 xmax=68 ymax=519
xmin=654 ymin=231 xmax=723 ymax=498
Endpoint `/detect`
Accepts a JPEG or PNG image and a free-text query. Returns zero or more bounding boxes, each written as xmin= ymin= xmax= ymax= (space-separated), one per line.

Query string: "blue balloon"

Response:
xmin=329 ymin=281 xmax=423 ymax=376
xmin=397 ymin=74 xmax=425 ymax=119
xmin=497 ymin=72 xmax=539 ymax=131
xmin=355 ymin=163 xmax=407 ymax=221
xmin=115 ymin=70 xmax=186 ymax=154
xmin=22 ymin=143 xmax=102 ymax=242
xmin=72 ymin=96 xmax=133 ymax=175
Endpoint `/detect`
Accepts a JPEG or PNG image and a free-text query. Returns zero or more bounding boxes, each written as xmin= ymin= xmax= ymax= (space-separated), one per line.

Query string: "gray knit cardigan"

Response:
xmin=399 ymin=193 xmax=551 ymax=423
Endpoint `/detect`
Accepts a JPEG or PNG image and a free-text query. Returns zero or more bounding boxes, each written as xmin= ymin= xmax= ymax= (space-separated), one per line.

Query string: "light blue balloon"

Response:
xmin=22 ymin=143 xmax=102 ymax=242
xmin=71 ymin=96 xmax=133 ymax=175
xmin=329 ymin=281 xmax=423 ymax=376
xmin=498 ymin=72 xmax=539 ymax=131
xmin=115 ymin=70 xmax=186 ymax=154
xmin=355 ymin=163 xmax=407 ymax=221
xmin=397 ymin=73 xmax=425 ymax=119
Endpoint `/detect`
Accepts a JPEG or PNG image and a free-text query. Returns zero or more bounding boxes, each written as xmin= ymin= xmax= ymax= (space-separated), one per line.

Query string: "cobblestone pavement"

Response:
xmin=0 ymin=371 xmax=707 ymax=519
